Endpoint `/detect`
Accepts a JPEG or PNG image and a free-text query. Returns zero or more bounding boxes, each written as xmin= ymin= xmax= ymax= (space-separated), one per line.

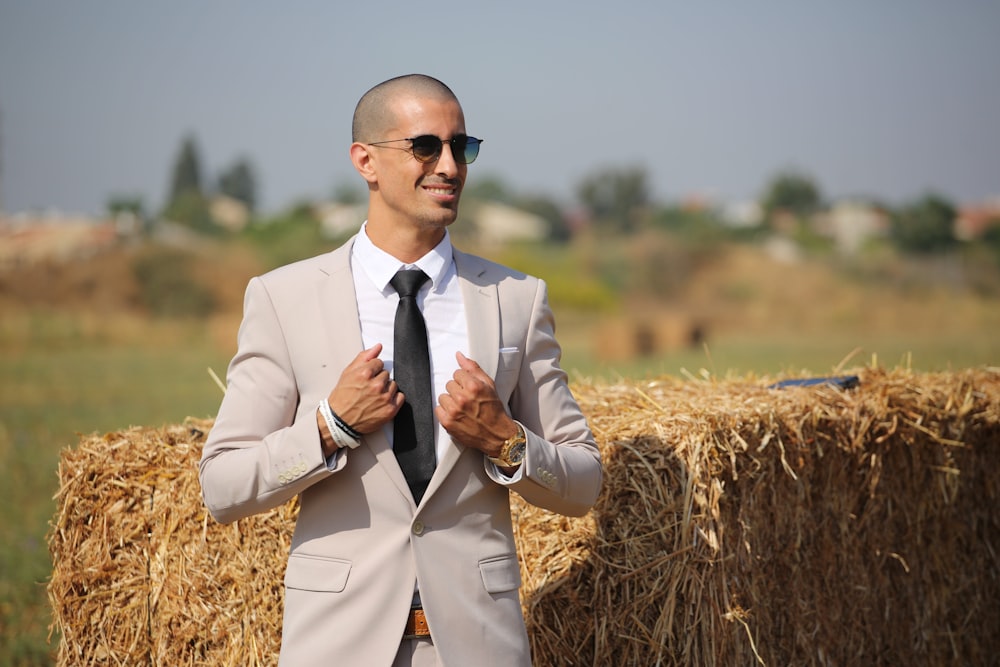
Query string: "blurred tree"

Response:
xmin=655 ymin=205 xmax=711 ymax=233
xmin=162 ymin=134 xmax=214 ymax=230
xmin=163 ymin=190 xmax=215 ymax=233
xmin=982 ymin=223 xmax=1000 ymax=268
xmin=983 ymin=222 xmax=1000 ymax=248
xmin=132 ymin=246 xmax=216 ymax=317
xmin=464 ymin=174 xmax=514 ymax=204
xmin=107 ymin=195 xmax=145 ymax=219
xmin=761 ymin=170 xmax=822 ymax=220
xmin=245 ymin=204 xmax=332 ymax=270
xmin=890 ymin=194 xmax=957 ymax=254
xmin=577 ymin=166 xmax=650 ymax=234
xmin=515 ymin=194 xmax=571 ymax=243
xmin=167 ymin=134 xmax=204 ymax=204
xmin=217 ymin=158 xmax=257 ymax=212
xmin=331 ymin=182 xmax=364 ymax=205
xmin=0 ymin=107 xmax=4 ymax=212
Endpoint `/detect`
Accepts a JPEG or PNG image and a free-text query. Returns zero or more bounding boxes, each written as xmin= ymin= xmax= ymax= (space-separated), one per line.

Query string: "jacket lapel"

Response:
xmin=317 ymin=237 xmax=415 ymax=504
xmin=317 ymin=239 xmax=362 ymax=361
xmin=454 ymin=249 xmax=500 ymax=377
xmin=422 ymin=250 xmax=500 ymax=504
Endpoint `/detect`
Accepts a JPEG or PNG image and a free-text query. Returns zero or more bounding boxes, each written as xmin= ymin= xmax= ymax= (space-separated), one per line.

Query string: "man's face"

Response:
xmin=368 ymin=95 xmax=469 ymax=234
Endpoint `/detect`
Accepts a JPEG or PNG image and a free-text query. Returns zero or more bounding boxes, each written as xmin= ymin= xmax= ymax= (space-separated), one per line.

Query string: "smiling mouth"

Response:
xmin=424 ymin=186 xmax=455 ymax=195
xmin=422 ymin=181 xmax=462 ymax=203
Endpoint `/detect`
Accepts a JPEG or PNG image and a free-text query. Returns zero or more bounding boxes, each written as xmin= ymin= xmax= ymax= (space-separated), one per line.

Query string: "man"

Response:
xmin=199 ymin=74 xmax=602 ymax=667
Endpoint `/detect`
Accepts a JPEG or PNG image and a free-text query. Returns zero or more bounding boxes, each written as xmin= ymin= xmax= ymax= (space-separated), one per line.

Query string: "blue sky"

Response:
xmin=1 ymin=0 xmax=998 ymax=216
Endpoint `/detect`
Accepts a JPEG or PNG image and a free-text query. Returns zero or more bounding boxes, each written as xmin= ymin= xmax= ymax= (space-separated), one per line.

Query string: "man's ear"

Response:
xmin=349 ymin=143 xmax=378 ymax=184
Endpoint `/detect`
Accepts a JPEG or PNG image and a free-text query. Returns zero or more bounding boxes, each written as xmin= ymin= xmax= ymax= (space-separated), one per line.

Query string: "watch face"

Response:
xmin=507 ymin=441 xmax=526 ymax=464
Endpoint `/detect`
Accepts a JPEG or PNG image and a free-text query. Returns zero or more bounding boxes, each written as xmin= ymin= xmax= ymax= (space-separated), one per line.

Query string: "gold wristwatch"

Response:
xmin=488 ymin=423 xmax=526 ymax=467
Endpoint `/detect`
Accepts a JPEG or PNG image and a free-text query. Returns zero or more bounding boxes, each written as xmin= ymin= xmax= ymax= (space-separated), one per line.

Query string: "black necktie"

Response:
xmin=390 ymin=269 xmax=435 ymax=503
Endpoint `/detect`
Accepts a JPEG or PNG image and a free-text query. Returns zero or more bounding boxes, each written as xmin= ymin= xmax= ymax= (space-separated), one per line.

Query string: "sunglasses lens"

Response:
xmin=460 ymin=137 xmax=481 ymax=164
xmin=405 ymin=135 xmax=481 ymax=164
xmin=410 ymin=136 xmax=443 ymax=162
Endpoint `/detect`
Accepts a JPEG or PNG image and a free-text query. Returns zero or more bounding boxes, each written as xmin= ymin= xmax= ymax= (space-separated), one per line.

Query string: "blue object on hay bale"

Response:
xmin=768 ymin=375 xmax=860 ymax=390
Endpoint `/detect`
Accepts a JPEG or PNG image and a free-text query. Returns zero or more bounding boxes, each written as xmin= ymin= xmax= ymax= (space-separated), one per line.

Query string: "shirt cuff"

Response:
xmin=324 ymin=447 xmax=340 ymax=471
xmin=488 ymin=459 xmax=524 ymax=483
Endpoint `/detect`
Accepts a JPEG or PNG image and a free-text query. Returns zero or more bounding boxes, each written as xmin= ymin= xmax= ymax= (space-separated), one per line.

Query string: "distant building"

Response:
xmin=316 ymin=200 xmax=548 ymax=246
xmin=209 ymin=195 xmax=250 ymax=232
xmin=812 ymin=201 xmax=890 ymax=255
xmin=719 ymin=200 xmax=764 ymax=228
xmin=0 ymin=212 xmax=119 ymax=268
xmin=954 ymin=198 xmax=1000 ymax=241
xmin=471 ymin=201 xmax=546 ymax=245
xmin=316 ymin=202 xmax=366 ymax=239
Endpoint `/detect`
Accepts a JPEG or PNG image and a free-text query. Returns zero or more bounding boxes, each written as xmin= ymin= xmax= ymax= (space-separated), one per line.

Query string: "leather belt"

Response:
xmin=403 ymin=607 xmax=430 ymax=639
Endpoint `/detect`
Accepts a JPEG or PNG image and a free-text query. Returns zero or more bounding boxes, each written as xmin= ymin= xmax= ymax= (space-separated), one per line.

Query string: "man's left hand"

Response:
xmin=436 ymin=351 xmax=516 ymax=457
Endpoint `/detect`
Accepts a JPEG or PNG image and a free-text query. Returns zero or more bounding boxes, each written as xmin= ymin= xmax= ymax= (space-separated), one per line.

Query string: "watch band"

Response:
xmin=488 ymin=424 xmax=526 ymax=467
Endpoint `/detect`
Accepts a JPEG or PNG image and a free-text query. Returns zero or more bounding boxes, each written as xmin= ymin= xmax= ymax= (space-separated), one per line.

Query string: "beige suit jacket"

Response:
xmin=200 ymin=236 xmax=602 ymax=666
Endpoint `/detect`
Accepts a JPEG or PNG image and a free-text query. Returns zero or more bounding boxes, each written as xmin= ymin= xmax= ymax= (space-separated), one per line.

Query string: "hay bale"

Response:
xmin=594 ymin=314 xmax=702 ymax=362
xmin=519 ymin=366 xmax=1000 ymax=666
xmin=48 ymin=368 xmax=1000 ymax=665
xmin=48 ymin=420 xmax=294 ymax=665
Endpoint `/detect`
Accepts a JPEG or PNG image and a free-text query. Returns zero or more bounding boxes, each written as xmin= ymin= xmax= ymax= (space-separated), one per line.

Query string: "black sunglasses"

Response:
xmin=368 ymin=134 xmax=483 ymax=165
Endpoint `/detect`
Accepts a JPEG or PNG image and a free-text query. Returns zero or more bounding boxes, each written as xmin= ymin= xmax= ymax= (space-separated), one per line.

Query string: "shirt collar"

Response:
xmin=354 ymin=222 xmax=454 ymax=293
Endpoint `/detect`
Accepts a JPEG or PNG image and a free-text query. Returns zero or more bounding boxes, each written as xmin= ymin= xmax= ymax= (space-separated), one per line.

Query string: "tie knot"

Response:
xmin=390 ymin=269 xmax=429 ymax=299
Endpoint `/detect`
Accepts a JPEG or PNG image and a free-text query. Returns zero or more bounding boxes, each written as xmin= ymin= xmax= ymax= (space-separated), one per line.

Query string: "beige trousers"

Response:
xmin=392 ymin=637 xmax=439 ymax=667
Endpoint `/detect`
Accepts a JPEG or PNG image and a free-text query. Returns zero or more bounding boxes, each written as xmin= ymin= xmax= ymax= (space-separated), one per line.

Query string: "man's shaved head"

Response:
xmin=352 ymin=74 xmax=460 ymax=143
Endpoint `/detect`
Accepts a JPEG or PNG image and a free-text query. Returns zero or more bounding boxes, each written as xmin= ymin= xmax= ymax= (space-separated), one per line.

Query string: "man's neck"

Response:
xmin=364 ymin=219 xmax=447 ymax=265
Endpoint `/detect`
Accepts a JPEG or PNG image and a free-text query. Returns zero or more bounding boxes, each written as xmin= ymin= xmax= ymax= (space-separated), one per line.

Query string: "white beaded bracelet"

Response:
xmin=318 ymin=399 xmax=361 ymax=449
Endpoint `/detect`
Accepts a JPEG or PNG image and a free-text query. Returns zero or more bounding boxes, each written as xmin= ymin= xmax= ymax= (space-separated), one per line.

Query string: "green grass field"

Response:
xmin=0 ymin=315 xmax=232 ymax=666
xmin=561 ymin=330 xmax=1000 ymax=382
xmin=1 ymin=303 xmax=997 ymax=665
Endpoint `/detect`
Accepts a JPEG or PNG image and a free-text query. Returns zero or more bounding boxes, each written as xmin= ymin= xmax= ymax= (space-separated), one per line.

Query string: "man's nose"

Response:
xmin=434 ymin=142 xmax=460 ymax=176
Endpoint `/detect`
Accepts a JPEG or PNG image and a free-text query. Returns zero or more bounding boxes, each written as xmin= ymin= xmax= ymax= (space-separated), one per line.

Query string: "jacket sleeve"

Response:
xmin=199 ymin=276 xmax=341 ymax=524
xmin=487 ymin=277 xmax=602 ymax=516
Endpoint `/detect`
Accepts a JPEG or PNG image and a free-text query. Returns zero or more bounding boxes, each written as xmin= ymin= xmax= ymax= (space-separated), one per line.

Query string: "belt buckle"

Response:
xmin=403 ymin=606 xmax=431 ymax=639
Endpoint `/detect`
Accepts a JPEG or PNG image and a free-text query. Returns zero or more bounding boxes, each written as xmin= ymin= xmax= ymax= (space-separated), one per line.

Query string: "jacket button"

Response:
xmin=412 ymin=520 xmax=425 ymax=535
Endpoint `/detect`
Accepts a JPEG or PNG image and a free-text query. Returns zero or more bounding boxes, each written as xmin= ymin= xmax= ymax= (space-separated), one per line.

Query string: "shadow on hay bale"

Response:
xmin=48 ymin=368 xmax=1000 ymax=666
xmin=518 ymin=367 xmax=1000 ymax=666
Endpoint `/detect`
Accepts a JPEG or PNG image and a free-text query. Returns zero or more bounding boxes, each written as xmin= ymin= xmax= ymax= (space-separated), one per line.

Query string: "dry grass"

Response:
xmin=48 ymin=367 xmax=1000 ymax=666
xmin=48 ymin=419 xmax=292 ymax=665
xmin=519 ymin=366 xmax=1000 ymax=665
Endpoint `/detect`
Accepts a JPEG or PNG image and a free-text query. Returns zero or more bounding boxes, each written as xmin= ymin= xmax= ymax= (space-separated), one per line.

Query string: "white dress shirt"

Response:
xmin=351 ymin=223 xmax=469 ymax=465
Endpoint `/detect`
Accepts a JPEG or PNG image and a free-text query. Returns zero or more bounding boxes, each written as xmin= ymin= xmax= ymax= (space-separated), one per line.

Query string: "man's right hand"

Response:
xmin=317 ymin=344 xmax=404 ymax=456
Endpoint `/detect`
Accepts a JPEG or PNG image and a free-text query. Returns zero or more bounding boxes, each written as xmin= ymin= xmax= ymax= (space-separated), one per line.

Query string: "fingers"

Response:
xmin=361 ymin=342 xmax=383 ymax=360
xmin=356 ymin=343 xmax=384 ymax=373
xmin=343 ymin=345 xmax=389 ymax=386
xmin=439 ymin=352 xmax=501 ymax=420
xmin=327 ymin=343 xmax=402 ymax=434
xmin=455 ymin=350 xmax=480 ymax=372
xmin=437 ymin=354 xmax=512 ymax=453
xmin=450 ymin=352 xmax=497 ymax=401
